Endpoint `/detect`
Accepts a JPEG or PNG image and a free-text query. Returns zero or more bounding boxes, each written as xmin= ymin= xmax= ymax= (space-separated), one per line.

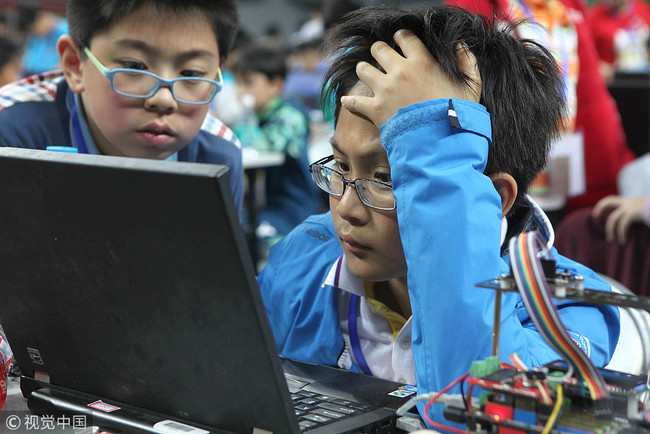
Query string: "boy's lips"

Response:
xmin=340 ymin=233 xmax=370 ymax=252
xmin=138 ymin=124 xmax=176 ymax=146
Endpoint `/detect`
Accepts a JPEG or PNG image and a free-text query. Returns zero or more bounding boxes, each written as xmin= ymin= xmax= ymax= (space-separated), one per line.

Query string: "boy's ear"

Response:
xmin=57 ymin=35 xmax=85 ymax=93
xmin=488 ymin=172 xmax=518 ymax=218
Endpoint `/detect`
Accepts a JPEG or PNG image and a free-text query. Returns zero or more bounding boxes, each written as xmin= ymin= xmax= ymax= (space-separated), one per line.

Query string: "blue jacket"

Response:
xmin=0 ymin=72 xmax=243 ymax=210
xmin=257 ymin=98 xmax=620 ymax=427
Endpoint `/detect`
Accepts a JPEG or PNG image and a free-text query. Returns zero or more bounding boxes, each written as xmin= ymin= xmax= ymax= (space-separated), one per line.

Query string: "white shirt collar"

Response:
xmin=323 ymin=255 xmax=366 ymax=297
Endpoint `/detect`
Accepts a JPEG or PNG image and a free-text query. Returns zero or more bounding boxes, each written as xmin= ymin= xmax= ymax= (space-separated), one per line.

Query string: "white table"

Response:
xmin=242 ymin=148 xmax=284 ymax=170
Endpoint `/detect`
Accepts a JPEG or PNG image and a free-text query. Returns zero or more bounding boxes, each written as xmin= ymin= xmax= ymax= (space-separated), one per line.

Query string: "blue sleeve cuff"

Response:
xmin=380 ymin=98 xmax=491 ymax=148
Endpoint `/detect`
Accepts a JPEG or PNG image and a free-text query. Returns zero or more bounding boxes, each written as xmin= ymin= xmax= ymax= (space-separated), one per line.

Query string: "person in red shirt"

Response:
xmin=446 ymin=0 xmax=635 ymax=211
xmin=589 ymin=0 xmax=650 ymax=77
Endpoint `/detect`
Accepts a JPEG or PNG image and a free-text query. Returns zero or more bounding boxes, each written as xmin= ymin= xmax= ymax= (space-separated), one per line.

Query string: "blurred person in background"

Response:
xmin=232 ymin=44 xmax=321 ymax=250
xmin=258 ymin=23 xmax=284 ymax=48
xmin=0 ymin=11 xmax=8 ymax=35
xmin=287 ymin=7 xmax=323 ymax=49
xmin=588 ymin=0 xmax=650 ymax=78
xmin=555 ymin=154 xmax=650 ymax=295
xmin=592 ymin=194 xmax=650 ymax=244
xmin=554 ymin=192 xmax=650 ymax=296
xmin=284 ymin=0 xmax=363 ymax=117
xmin=18 ymin=2 xmax=68 ymax=76
xmin=210 ymin=29 xmax=251 ymax=126
xmin=284 ymin=37 xmax=326 ymax=114
xmin=0 ymin=35 xmax=21 ymax=88
xmin=447 ymin=0 xmax=636 ymax=213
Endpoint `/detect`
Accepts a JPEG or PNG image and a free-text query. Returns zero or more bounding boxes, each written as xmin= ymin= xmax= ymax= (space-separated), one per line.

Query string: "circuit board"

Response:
xmin=476 ymin=266 xmax=650 ymax=312
xmin=443 ymin=361 xmax=650 ymax=433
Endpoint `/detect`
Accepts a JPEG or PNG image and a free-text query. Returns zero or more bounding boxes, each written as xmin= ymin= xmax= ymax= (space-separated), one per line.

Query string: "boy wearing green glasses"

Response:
xmin=258 ymin=4 xmax=621 ymax=430
xmin=0 ymin=0 xmax=243 ymax=209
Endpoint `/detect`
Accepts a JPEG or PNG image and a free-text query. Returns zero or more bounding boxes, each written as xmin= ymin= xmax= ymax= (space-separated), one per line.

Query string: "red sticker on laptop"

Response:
xmin=88 ymin=400 xmax=121 ymax=413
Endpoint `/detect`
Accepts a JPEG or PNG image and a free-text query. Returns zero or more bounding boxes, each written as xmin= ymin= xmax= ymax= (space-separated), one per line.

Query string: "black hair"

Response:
xmin=232 ymin=44 xmax=288 ymax=80
xmin=0 ymin=35 xmax=20 ymax=70
xmin=66 ymin=0 xmax=239 ymax=62
xmin=322 ymin=4 xmax=565 ymax=212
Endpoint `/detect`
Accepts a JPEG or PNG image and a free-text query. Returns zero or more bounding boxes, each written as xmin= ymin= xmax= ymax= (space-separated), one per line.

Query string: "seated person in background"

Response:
xmin=593 ymin=194 xmax=650 ymax=244
xmin=232 ymin=44 xmax=321 ymax=246
xmin=555 ymin=153 xmax=650 ymax=296
xmin=0 ymin=0 xmax=244 ymax=210
xmin=554 ymin=194 xmax=650 ymax=296
xmin=257 ymin=4 xmax=620 ymax=430
xmin=588 ymin=0 xmax=650 ymax=78
xmin=283 ymin=37 xmax=327 ymax=114
xmin=0 ymin=35 xmax=22 ymax=88
xmin=18 ymin=3 xmax=68 ymax=76
xmin=447 ymin=0 xmax=635 ymax=212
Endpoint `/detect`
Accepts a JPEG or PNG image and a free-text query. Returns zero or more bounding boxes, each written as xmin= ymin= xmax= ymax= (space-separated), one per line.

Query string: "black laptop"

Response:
xmin=0 ymin=148 xmax=412 ymax=434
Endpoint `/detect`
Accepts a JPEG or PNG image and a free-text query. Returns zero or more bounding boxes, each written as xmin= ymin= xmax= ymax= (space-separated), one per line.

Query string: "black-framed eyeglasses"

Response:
xmin=309 ymin=155 xmax=396 ymax=211
xmin=84 ymin=47 xmax=223 ymax=105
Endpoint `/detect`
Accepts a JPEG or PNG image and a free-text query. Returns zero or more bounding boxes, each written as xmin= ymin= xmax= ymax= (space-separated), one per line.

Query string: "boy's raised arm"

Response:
xmin=343 ymin=30 xmax=617 ymax=427
xmin=341 ymin=29 xmax=481 ymax=128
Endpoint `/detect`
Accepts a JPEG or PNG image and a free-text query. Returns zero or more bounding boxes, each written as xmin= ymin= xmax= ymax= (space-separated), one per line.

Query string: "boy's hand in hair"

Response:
xmin=341 ymin=29 xmax=482 ymax=128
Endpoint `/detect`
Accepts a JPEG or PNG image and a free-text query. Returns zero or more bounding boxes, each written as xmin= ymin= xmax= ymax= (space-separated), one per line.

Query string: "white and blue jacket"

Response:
xmin=257 ymin=98 xmax=620 ymax=427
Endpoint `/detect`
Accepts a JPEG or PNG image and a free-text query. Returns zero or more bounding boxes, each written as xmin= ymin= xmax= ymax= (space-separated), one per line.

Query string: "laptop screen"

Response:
xmin=0 ymin=148 xmax=300 ymax=433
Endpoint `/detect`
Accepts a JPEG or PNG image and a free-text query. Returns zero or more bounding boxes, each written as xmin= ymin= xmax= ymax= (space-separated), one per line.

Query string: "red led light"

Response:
xmin=484 ymin=402 xmax=526 ymax=434
xmin=485 ymin=402 xmax=513 ymax=422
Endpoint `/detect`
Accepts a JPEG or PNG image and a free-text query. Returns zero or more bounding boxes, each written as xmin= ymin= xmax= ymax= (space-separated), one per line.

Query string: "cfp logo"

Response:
xmin=27 ymin=347 xmax=43 ymax=365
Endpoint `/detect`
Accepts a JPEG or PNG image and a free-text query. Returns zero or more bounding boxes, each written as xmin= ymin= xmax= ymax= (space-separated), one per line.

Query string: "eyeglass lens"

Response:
xmin=113 ymin=71 xmax=217 ymax=103
xmin=312 ymin=165 xmax=394 ymax=209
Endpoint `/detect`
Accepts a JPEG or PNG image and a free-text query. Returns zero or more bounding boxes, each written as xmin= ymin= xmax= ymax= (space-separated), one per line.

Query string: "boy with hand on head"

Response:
xmin=257 ymin=4 xmax=620 ymax=429
xmin=232 ymin=44 xmax=320 ymax=244
xmin=0 ymin=0 xmax=244 ymax=209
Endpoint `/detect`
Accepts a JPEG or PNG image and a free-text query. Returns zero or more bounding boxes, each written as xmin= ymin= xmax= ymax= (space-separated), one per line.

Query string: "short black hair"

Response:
xmin=232 ymin=44 xmax=288 ymax=81
xmin=322 ymin=5 xmax=565 ymax=212
xmin=66 ymin=0 xmax=239 ymax=62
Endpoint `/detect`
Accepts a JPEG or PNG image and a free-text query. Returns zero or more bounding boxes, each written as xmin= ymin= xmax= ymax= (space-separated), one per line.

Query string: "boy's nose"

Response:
xmin=335 ymin=184 xmax=367 ymax=223
xmin=144 ymin=85 xmax=178 ymax=113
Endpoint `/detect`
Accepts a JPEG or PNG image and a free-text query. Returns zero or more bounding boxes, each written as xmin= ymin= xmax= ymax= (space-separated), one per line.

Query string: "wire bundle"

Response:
xmin=509 ymin=230 xmax=610 ymax=401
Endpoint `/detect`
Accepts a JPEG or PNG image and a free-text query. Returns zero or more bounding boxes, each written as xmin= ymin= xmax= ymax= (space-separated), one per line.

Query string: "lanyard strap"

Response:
xmin=333 ymin=256 xmax=372 ymax=376
xmin=348 ymin=294 xmax=373 ymax=376
xmin=70 ymin=96 xmax=89 ymax=154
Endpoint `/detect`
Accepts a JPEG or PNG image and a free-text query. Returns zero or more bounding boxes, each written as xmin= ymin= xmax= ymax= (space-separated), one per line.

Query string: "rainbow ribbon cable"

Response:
xmin=509 ymin=231 xmax=610 ymax=401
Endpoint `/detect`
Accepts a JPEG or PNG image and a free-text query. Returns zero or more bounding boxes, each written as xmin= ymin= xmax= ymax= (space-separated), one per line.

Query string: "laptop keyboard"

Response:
xmin=288 ymin=388 xmax=376 ymax=432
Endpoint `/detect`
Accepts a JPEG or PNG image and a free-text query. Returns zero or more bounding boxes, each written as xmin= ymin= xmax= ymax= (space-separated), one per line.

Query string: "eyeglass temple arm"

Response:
xmin=215 ymin=68 xmax=224 ymax=87
xmin=83 ymin=47 xmax=109 ymax=74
